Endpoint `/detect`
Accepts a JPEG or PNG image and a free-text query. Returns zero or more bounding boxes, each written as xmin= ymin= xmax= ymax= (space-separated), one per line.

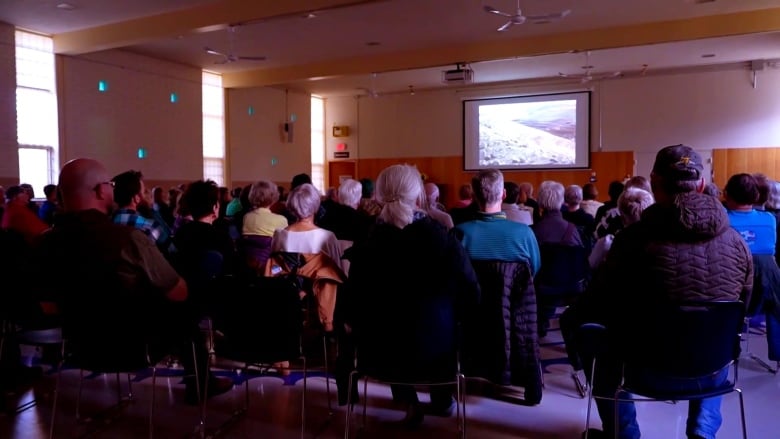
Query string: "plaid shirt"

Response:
xmin=113 ymin=208 xmax=171 ymax=250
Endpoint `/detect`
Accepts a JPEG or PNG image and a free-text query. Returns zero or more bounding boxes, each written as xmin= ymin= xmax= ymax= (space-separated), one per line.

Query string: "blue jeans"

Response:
xmin=590 ymin=360 xmax=728 ymax=439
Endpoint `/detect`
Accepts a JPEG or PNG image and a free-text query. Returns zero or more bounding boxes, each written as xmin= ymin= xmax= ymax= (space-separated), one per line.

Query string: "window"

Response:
xmin=311 ymin=96 xmax=325 ymax=193
xmin=16 ymin=30 xmax=58 ymax=196
xmin=202 ymin=71 xmax=225 ymax=186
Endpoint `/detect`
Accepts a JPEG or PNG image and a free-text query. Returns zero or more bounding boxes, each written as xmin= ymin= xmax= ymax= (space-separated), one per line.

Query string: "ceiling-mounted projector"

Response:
xmin=442 ymin=64 xmax=474 ymax=84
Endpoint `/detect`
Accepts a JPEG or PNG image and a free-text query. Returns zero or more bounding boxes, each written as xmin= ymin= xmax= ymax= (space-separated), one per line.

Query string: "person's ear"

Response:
xmin=502 ymin=188 xmax=507 ymax=201
xmin=695 ymin=178 xmax=706 ymax=193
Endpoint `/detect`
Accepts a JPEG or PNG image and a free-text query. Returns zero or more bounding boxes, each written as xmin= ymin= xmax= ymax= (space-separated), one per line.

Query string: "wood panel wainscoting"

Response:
xmin=330 ymin=151 xmax=634 ymax=209
xmin=712 ymin=147 xmax=780 ymax=190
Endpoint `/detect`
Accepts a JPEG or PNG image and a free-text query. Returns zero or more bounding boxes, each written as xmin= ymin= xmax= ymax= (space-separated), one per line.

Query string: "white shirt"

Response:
xmin=272 ymin=227 xmax=344 ymax=271
xmin=588 ymin=234 xmax=614 ymax=269
xmin=502 ymin=203 xmax=533 ymax=225
xmin=427 ymin=207 xmax=455 ymax=230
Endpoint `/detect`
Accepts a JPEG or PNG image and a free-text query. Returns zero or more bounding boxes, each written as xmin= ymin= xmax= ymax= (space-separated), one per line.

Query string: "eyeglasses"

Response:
xmin=93 ymin=180 xmax=115 ymax=191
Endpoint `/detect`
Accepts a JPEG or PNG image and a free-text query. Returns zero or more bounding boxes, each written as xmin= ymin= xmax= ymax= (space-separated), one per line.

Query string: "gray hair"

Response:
xmin=376 ymin=164 xmax=424 ymax=229
xmin=766 ymin=180 xmax=780 ymax=210
xmin=472 ymin=169 xmax=504 ymax=207
xmin=286 ymin=183 xmax=321 ymax=220
xmin=338 ymin=179 xmax=362 ymax=209
xmin=537 ymin=180 xmax=565 ymax=211
xmin=618 ymin=187 xmax=654 ymax=225
xmin=564 ymin=185 xmax=583 ymax=207
xmin=519 ymin=182 xmax=533 ymax=198
xmin=248 ymin=180 xmax=279 ymax=208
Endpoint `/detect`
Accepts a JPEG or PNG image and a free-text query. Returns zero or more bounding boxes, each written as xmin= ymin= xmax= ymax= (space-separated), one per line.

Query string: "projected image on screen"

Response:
xmin=463 ymin=92 xmax=590 ymax=171
xmin=479 ymin=100 xmax=575 ymax=166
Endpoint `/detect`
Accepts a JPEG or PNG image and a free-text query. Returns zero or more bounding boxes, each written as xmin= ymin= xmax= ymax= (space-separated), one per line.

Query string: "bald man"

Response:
xmin=35 ymin=158 xmax=232 ymax=404
xmin=423 ymin=182 xmax=454 ymax=230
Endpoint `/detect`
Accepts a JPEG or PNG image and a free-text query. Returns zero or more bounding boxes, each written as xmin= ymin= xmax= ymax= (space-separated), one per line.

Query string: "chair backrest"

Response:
xmin=237 ymin=235 xmax=274 ymax=273
xmin=535 ymin=243 xmax=590 ymax=295
xmin=626 ymin=300 xmax=744 ymax=378
xmin=215 ymin=274 xmax=304 ymax=364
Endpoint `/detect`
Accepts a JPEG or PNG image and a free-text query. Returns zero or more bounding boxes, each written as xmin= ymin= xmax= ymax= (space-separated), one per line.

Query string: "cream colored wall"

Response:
xmin=0 ymin=23 xmax=19 ymax=183
xmin=58 ymin=50 xmax=203 ymax=181
xmin=325 ymin=66 xmax=780 ymax=181
xmin=227 ymin=87 xmax=311 ymax=185
xmin=324 ymin=95 xmax=358 ymax=161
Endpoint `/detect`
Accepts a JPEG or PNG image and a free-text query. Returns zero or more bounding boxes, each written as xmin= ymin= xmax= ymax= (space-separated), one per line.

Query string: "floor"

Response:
xmin=1 ymin=319 xmax=778 ymax=439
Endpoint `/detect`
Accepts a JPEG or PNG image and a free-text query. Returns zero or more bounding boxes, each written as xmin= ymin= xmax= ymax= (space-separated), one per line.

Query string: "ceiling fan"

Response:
xmin=203 ymin=25 xmax=266 ymax=64
xmin=484 ymin=0 xmax=571 ymax=31
xmin=558 ymin=50 xmax=622 ymax=83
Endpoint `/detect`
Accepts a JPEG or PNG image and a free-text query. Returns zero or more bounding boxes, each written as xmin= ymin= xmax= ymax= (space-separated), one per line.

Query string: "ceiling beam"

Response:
xmin=224 ymin=7 xmax=780 ymax=88
xmin=53 ymin=0 xmax=382 ymax=55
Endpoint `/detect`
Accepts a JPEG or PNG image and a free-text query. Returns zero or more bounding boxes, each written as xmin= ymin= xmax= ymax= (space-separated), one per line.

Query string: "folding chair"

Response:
xmin=343 ymin=356 xmax=466 ymax=439
xmin=203 ymin=274 xmax=311 ymax=439
xmin=580 ymin=300 xmax=747 ymax=439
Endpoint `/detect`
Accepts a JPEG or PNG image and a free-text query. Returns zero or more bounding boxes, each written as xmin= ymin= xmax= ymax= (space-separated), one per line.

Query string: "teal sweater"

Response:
xmin=455 ymin=212 xmax=541 ymax=275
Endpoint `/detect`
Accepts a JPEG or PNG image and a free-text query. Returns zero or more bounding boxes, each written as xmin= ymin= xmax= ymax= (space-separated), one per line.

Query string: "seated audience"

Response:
xmin=343 ymin=164 xmax=480 ymax=427
xmin=38 ymin=183 xmax=59 ymax=226
xmin=566 ymin=145 xmax=752 ymax=439
xmin=423 ymin=182 xmax=455 ymax=230
xmin=588 ymin=187 xmax=654 ymax=269
xmin=112 ymin=170 xmax=172 ymax=254
xmin=240 ymin=180 xmax=288 ymax=273
xmin=272 ymin=183 xmax=344 ymax=271
xmin=33 ymin=158 xmax=233 ymax=405
xmin=580 ymin=183 xmax=603 ymax=218
xmin=502 ymin=181 xmax=533 ymax=225
xmin=1 ymin=185 xmax=48 ymax=244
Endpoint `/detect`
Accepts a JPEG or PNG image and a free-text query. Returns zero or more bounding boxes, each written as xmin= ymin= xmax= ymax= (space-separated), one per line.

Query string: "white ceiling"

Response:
xmin=2 ymin=0 xmax=780 ymax=96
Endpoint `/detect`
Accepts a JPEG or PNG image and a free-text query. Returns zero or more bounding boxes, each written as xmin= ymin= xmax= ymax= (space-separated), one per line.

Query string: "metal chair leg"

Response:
xmin=583 ymin=357 xmax=596 ymax=439
xmin=344 ymin=370 xmax=358 ymax=439
xmin=149 ymin=366 xmax=157 ymax=439
xmin=744 ymin=317 xmax=777 ymax=373
xmin=323 ymin=335 xmax=333 ymax=415
xmin=361 ymin=376 xmax=368 ymax=430
xmin=301 ymin=356 xmax=307 ymax=439
xmin=49 ymin=359 xmax=62 ymax=439
xmin=736 ymin=388 xmax=747 ymax=439
xmin=76 ymin=368 xmax=85 ymax=422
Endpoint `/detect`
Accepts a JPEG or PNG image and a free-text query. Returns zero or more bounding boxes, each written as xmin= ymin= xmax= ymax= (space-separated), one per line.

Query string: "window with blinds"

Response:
xmin=202 ymin=71 xmax=225 ymax=186
xmin=16 ymin=30 xmax=58 ymax=195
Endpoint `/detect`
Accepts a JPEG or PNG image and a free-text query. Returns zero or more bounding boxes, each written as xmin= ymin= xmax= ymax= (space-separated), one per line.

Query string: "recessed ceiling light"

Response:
xmin=366 ymin=41 xmax=381 ymax=47
xmin=56 ymin=3 xmax=77 ymax=10
xmin=302 ymin=12 xmax=317 ymax=19
xmin=701 ymin=53 xmax=716 ymax=58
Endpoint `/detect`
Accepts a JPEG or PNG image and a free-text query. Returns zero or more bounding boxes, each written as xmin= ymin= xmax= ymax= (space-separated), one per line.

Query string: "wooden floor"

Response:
xmin=1 ymin=320 xmax=777 ymax=439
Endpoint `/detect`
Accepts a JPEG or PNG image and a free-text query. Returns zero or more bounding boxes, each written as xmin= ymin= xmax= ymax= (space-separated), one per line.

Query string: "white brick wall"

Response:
xmin=0 ymin=23 xmax=19 ymax=182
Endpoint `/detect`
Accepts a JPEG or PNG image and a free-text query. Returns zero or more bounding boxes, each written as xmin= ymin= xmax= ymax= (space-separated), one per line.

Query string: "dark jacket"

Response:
xmin=584 ymin=192 xmax=753 ymax=328
xmin=466 ymin=260 xmax=543 ymax=405
xmin=343 ymin=215 xmax=480 ymax=381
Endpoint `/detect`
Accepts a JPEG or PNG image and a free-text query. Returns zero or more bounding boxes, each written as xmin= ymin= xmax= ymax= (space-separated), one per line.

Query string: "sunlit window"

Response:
xmin=203 ymin=71 xmax=225 ymax=186
xmin=311 ymin=96 xmax=325 ymax=193
xmin=16 ymin=30 xmax=58 ymax=195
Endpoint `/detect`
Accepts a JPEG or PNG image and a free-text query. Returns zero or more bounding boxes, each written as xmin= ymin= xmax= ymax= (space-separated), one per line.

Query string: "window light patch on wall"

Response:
xmin=98 ymin=80 xmax=108 ymax=92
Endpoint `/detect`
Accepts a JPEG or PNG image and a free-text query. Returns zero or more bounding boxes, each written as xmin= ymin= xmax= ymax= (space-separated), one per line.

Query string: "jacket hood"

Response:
xmin=641 ymin=192 xmax=729 ymax=241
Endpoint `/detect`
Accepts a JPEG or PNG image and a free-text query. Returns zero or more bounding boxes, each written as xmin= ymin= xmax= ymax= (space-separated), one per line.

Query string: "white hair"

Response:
xmin=537 ymin=180 xmax=565 ymax=211
xmin=338 ymin=179 xmax=362 ymax=209
xmin=375 ymin=164 xmax=424 ymax=229
xmin=286 ymin=183 xmax=321 ymax=219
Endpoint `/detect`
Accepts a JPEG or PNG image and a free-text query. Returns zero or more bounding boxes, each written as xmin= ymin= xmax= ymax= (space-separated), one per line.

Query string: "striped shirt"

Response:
xmin=455 ymin=211 xmax=541 ymax=275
